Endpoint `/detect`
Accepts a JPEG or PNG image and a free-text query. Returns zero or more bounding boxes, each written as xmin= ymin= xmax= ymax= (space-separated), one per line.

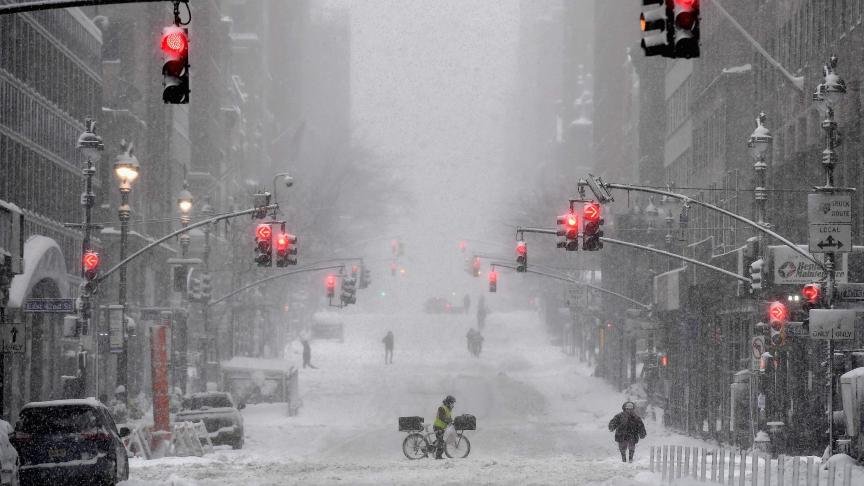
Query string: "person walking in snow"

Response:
xmin=382 ymin=330 xmax=394 ymax=364
xmin=432 ymin=395 xmax=456 ymax=459
xmin=301 ymin=339 xmax=317 ymax=369
xmin=608 ymin=401 xmax=646 ymax=463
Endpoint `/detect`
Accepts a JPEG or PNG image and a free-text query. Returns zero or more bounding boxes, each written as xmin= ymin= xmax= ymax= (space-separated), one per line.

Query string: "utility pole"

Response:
xmin=200 ymin=199 xmax=213 ymax=388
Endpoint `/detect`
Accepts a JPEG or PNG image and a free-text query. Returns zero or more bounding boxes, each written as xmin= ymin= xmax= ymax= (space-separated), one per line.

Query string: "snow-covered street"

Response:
xmin=122 ymin=310 xmax=690 ymax=485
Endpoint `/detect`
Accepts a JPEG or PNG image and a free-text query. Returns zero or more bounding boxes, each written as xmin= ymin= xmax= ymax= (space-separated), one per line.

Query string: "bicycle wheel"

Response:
xmin=444 ymin=433 xmax=471 ymax=458
xmin=402 ymin=433 xmax=429 ymax=460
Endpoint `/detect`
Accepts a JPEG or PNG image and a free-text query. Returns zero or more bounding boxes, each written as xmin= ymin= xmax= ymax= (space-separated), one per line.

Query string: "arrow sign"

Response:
xmin=809 ymin=223 xmax=851 ymax=254
xmin=817 ymin=235 xmax=843 ymax=250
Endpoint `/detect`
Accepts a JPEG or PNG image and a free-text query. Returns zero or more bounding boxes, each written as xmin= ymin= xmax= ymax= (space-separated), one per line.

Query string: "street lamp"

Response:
xmin=113 ymin=141 xmax=139 ymax=400
xmin=177 ymin=183 xmax=193 ymax=257
xmin=748 ymin=113 xmax=772 ymax=229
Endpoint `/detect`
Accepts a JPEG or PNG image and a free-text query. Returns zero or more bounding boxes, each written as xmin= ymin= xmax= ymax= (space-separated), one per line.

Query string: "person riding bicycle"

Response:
xmin=433 ymin=395 xmax=456 ymax=459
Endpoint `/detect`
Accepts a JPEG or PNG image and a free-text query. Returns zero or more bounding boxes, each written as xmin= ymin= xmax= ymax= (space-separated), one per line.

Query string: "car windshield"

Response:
xmin=182 ymin=395 xmax=232 ymax=410
xmin=17 ymin=406 xmax=101 ymax=433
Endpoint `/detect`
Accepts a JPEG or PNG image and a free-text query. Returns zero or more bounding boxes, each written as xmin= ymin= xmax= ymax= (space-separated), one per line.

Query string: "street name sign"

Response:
xmin=1 ymin=322 xmax=24 ymax=353
xmin=23 ymin=298 xmax=74 ymax=313
xmin=837 ymin=283 xmax=864 ymax=301
xmin=785 ymin=321 xmax=807 ymax=337
xmin=809 ymin=309 xmax=855 ymax=340
xmin=808 ymin=193 xmax=852 ymax=253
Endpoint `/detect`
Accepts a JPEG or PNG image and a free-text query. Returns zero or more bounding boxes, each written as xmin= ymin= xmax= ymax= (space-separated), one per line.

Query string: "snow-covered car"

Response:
xmin=0 ymin=420 xmax=19 ymax=485
xmin=174 ymin=392 xmax=245 ymax=449
xmin=11 ymin=398 xmax=129 ymax=486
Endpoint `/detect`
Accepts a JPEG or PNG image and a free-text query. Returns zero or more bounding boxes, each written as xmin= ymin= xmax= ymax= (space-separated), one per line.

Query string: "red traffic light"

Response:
xmin=275 ymin=233 xmax=289 ymax=252
xmin=583 ymin=203 xmax=601 ymax=222
xmin=567 ymin=214 xmax=578 ymax=227
xmin=802 ymin=283 xmax=821 ymax=304
xmin=659 ymin=354 xmax=669 ymax=367
xmin=161 ymin=26 xmax=188 ymax=56
xmin=674 ymin=0 xmax=698 ymax=30
xmin=488 ymin=270 xmax=498 ymax=283
xmin=768 ymin=301 xmax=789 ymax=329
xmin=472 ymin=257 xmax=481 ymax=269
xmin=82 ymin=251 xmax=100 ymax=272
xmin=255 ymin=224 xmax=272 ymax=242
xmin=326 ymin=275 xmax=337 ymax=289
xmin=516 ymin=241 xmax=527 ymax=256
xmin=459 ymin=241 xmax=467 ymax=252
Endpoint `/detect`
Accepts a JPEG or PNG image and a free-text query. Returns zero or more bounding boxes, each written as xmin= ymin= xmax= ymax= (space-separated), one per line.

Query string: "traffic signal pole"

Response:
xmin=207 ymin=264 xmax=348 ymax=306
xmin=0 ymin=0 xmax=174 ymax=15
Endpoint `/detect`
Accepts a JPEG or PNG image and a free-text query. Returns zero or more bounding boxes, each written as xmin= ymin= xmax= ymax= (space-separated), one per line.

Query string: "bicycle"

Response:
xmin=401 ymin=424 xmax=471 ymax=459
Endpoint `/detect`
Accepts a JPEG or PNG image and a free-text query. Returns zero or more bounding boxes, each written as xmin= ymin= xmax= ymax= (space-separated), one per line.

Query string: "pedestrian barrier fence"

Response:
xmin=649 ymin=445 xmax=857 ymax=486
xmin=122 ymin=424 xmax=153 ymax=459
xmin=170 ymin=421 xmax=214 ymax=457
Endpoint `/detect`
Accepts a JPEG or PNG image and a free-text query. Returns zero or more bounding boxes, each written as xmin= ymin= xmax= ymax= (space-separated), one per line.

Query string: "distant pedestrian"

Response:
xmin=301 ymin=339 xmax=317 ymax=369
xmin=608 ymin=401 xmax=646 ymax=462
xmin=382 ymin=330 xmax=394 ymax=364
xmin=476 ymin=300 xmax=487 ymax=331
xmin=463 ymin=294 xmax=471 ymax=314
xmin=466 ymin=328 xmax=476 ymax=353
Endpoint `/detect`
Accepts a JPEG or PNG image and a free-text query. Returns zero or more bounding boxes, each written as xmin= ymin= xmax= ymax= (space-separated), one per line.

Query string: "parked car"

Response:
xmin=174 ymin=392 xmax=245 ymax=449
xmin=11 ymin=398 xmax=129 ymax=486
xmin=0 ymin=420 xmax=19 ymax=486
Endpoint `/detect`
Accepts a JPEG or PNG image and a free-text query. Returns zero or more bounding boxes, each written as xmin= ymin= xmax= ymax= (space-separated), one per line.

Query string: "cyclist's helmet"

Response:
xmin=443 ymin=395 xmax=456 ymax=407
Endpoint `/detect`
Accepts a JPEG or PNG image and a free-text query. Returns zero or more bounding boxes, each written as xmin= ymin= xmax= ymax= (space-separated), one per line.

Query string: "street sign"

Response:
xmin=808 ymin=193 xmax=852 ymax=254
xmin=771 ymin=246 xmax=847 ymax=284
xmin=568 ymin=285 xmax=587 ymax=308
xmin=1 ymin=322 xmax=24 ymax=353
xmin=836 ymin=283 xmax=864 ymax=301
xmin=785 ymin=321 xmax=807 ymax=337
xmin=809 ymin=224 xmax=851 ymax=253
xmin=808 ymin=193 xmax=852 ymax=224
xmin=809 ymin=309 xmax=855 ymax=340
xmin=23 ymin=298 xmax=74 ymax=313
xmin=750 ymin=336 xmax=765 ymax=359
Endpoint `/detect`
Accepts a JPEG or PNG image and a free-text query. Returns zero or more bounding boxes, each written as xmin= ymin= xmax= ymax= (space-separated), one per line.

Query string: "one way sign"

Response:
xmin=2 ymin=322 xmax=24 ymax=353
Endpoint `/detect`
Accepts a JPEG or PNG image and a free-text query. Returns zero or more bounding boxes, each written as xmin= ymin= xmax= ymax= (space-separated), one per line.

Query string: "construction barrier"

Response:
xmin=649 ymin=445 xmax=857 ymax=486
xmin=171 ymin=421 xmax=214 ymax=457
xmin=122 ymin=424 xmax=153 ymax=459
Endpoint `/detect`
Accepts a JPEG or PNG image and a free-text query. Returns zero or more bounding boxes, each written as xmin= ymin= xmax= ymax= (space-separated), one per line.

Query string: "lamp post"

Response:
xmin=813 ymin=55 xmax=847 ymax=456
xmin=200 ymin=199 xmax=214 ymax=388
xmin=113 ymin=141 xmax=139 ymax=399
xmin=748 ymin=113 xmax=773 ymax=230
xmin=74 ymin=119 xmax=104 ymax=394
xmin=175 ymin=184 xmax=193 ymax=393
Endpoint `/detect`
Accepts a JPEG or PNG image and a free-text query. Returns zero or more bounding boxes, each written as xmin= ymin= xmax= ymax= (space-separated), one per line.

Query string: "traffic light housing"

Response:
xmin=582 ymin=202 xmax=604 ymax=251
xmin=488 ymin=270 xmax=498 ymax=293
xmin=161 ymin=25 xmax=189 ymax=104
xmin=749 ymin=258 xmax=766 ymax=292
xmin=326 ymin=275 xmax=336 ymax=298
xmin=275 ymin=232 xmax=298 ymax=267
xmin=557 ymin=212 xmax=579 ymax=251
xmin=359 ymin=266 xmax=371 ymax=289
xmin=341 ymin=276 xmax=357 ymax=305
xmin=672 ymin=0 xmax=700 ymax=58
xmin=199 ymin=272 xmax=211 ymax=303
xmin=472 ymin=257 xmax=481 ymax=277
xmin=767 ymin=301 xmax=789 ymax=331
xmin=255 ymin=224 xmax=272 ymax=267
xmin=82 ymin=251 xmax=100 ymax=281
xmin=640 ymin=0 xmax=670 ymax=57
xmin=801 ymin=282 xmax=823 ymax=314
xmin=516 ymin=241 xmax=527 ymax=272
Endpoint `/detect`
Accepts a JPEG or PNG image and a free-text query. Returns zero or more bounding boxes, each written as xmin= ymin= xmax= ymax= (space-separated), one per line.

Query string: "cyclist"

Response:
xmin=433 ymin=395 xmax=456 ymax=459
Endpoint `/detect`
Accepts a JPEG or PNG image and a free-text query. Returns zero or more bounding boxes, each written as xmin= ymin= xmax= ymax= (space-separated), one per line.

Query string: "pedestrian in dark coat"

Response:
xmin=608 ymin=401 xmax=646 ymax=462
xmin=382 ymin=331 xmax=394 ymax=364
xmin=301 ymin=339 xmax=316 ymax=369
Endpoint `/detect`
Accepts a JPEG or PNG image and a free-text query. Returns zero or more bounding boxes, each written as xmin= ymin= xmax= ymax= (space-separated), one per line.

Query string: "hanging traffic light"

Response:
xmin=488 ymin=270 xmax=498 ymax=293
xmin=749 ymin=258 xmax=767 ymax=293
xmin=640 ymin=0 xmax=671 ymax=57
xmin=472 ymin=256 xmax=482 ymax=277
xmin=341 ymin=276 xmax=357 ymax=305
xmin=582 ymin=202 xmax=604 ymax=251
xmin=359 ymin=266 xmax=371 ymax=289
xmin=516 ymin=241 xmax=527 ymax=273
xmin=802 ymin=282 xmax=823 ymax=313
xmin=767 ymin=301 xmax=789 ymax=331
xmin=672 ymin=0 xmax=700 ymax=58
xmin=198 ymin=272 xmax=211 ymax=303
xmin=557 ymin=212 xmax=579 ymax=251
xmin=161 ymin=25 xmax=190 ymax=104
xmin=459 ymin=241 xmax=467 ymax=253
xmin=659 ymin=353 xmax=669 ymax=367
xmin=255 ymin=224 xmax=272 ymax=267
xmin=275 ymin=232 xmax=298 ymax=267
xmin=82 ymin=251 xmax=100 ymax=281
xmin=326 ymin=275 xmax=336 ymax=298
xmin=391 ymin=262 xmax=398 ymax=276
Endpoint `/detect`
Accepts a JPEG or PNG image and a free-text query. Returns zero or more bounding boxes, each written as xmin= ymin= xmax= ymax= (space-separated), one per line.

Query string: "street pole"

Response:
xmin=813 ymin=55 xmax=847 ymax=456
xmin=113 ymin=141 xmax=138 ymax=404
xmin=200 ymin=200 xmax=213 ymax=388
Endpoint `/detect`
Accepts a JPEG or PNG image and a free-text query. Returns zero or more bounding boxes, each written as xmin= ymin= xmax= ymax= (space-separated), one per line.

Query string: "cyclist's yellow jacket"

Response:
xmin=434 ymin=404 xmax=452 ymax=429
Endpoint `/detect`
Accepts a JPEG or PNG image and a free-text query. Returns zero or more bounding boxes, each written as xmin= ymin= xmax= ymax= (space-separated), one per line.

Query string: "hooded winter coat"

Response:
xmin=608 ymin=404 xmax=647 ymax=443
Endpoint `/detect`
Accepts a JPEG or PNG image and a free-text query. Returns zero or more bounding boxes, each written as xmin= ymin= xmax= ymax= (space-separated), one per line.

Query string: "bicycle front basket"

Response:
xmin=398 ymin=416 xmax=424 ymax=431
xmin=454 ymin=414 xmax=476 ymax=431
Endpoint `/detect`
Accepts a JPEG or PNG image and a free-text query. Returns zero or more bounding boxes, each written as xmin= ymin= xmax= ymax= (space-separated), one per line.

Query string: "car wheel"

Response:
xmin=231 ymin=435 xmax=244 ymax=450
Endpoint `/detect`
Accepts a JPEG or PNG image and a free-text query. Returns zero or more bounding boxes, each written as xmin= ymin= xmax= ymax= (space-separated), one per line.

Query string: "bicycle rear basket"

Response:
xmin=398 ymin=416 xmax=424 ymax=431
xmin=454 ymin=414 xmax=476 ymax=430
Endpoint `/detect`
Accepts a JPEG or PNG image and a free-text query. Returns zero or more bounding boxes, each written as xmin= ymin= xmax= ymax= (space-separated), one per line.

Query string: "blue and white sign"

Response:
xmin=23 ymin=298 xmax=75 ymax=313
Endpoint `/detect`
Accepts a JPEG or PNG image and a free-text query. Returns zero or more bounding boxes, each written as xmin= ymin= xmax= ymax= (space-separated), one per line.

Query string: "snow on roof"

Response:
xmin=221 ymin=356 xmax=293 ymax=373
xmin=23 ymin=398 xmax=106 ymax=409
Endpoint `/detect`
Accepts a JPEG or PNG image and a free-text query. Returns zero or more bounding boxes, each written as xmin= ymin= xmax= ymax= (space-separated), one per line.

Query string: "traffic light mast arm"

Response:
xmin=595 ymin=182 xmax=824 ymax=269
xmin=0 ymin=0 xmax=173 ymax=15
xmin=491 ymin=262 xmax=650 ymax=311
xmin=97 ymin=204 xmax=278 ymax=284
xmin=601 ymin=237 xmax=751 ymax=284
xmin=208 ymin=264 xmax=346 ymax=306
xmin=515 ymin=227 xmax=558 ymax=236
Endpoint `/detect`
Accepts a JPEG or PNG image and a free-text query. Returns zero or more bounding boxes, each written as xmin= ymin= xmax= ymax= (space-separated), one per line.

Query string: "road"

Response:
xmin=123 ymin=310 xmax=690 ymax=485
